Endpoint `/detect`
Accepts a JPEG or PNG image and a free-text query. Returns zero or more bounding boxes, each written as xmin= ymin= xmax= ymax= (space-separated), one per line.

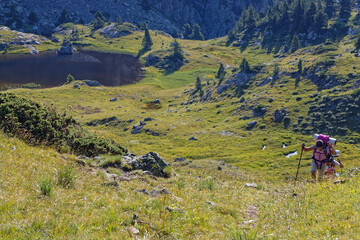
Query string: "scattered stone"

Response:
xmin=245 ymin=183 xmax=258 ymax=188
xmin=189 ymin=137 xmax=198 ymax=141
xmin=131 ymin=125 xmax=143 ymax=134
xmin=110 ymin=98 xmax=117 ymax=102
xmin=247 ymin=121 xmax=257 ymax=129
xmin=84 ymin=80 xmax=101 ymax=87
xmin=207 ymin=201 xmax=217 ymax=206
xmin=217 ymin=166 xmax=222 ymax=171
xmin=73 ymin=84 xmax=80 ymax=89
xmin=296 ymin=97 xmax=302 ymax=101
xmin=268 ymin=98 xmax=274 ymax=103
xmin=129 ymin=227 xmax=139 ymax=235
xmin=174 ymin=157 xmax=186 ymax=162
xmin=165 ymin=206 xmax=184 ymax=212
xmin=0 ymin=42 xmax=8 ymax=50
xmin=140 ymin=68 xmax=147 ymax=72
xmin=138 ymin=188 xmax=171 ymax=196
xmin=153 ymin=99 xmax=161 ymax=104
xmin=139 ymin=121 xmax=146 ymax=126
xmin=144 ymin=117 xmax=154 ymax=121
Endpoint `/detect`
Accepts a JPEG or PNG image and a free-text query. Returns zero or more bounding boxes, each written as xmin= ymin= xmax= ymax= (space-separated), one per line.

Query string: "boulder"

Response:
xmin=51 ymin=35 xmax=60 ymax=43
xmin=189 ymin=137 xmax=198 ymax=141
xmin=247 ymin=120 xmax=257 ymax=129
xmin=122 ymin=152 xmax=169 ymax=177
xmin=174 ymin=157 xmax=186 ymax=162
xmin=131 ymin=125 xmax=143 ymax=134
xmin=57 ymin=40 xmax=75 ymax=55
xmin=110 ymin=98 xmax=117 ymax=102
xmin=84 ymin=80 xmax=101 ymax=87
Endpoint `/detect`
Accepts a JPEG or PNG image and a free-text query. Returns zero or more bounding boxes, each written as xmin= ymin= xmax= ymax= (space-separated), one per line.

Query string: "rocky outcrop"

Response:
xmin=98 ymin=23 xmax=136 ymax=38
xmin=273 ymin=109 xmax=287 ymax=123
xmin=57 ymin=40 xmax=75 ymax=55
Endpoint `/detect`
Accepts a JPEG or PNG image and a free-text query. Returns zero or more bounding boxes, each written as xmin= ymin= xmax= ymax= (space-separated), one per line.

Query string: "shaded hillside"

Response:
xmin=0 ymin=0 xmax=271 ymax=38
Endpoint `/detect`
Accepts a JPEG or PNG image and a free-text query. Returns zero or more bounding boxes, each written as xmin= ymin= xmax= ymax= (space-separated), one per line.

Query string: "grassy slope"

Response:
xmin=1 ymin=23 xmax=360 ymax=238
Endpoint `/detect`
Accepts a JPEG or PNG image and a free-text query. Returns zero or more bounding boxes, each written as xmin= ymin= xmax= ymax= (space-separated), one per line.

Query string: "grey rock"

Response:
xmin=131 ymin=125 xmax=143 ymax=134
xmin=73 ymin=84 xmax=80 ymax=89
xmin=144 ymin=117 xmax=154 ymax=121
xmin=0 ymin=42 xmax=8 ymax=50
xmin=122 ymin=152 xmax=169 ymax=177
xmin=110 ymin=97 xmax=117 ymax=102
xmin=51 ymin=35 xmax=59 ymax=42
xmin=174 ymin=157 xmax=186 ymax=162
xmin=207 ymin=201 xmax=217 ymax=206
xmin=84 ymin=80 xmax=101 ymax=87
xmin=247 ymin=121 xmax=257 ymax=129
xmin=138 ymin=188 xmax=171 ymax=196
xmin=153 ymin=99 xmax=160 ymax=104
xmin=189 ymin=137 xmax=198 ymax=141
xmin=57 ymin=40 xmax=75 ymax=55
xmin=245 ymin=183 xmax=258 ymax=188
xmin=98 ymin=24 xmax=135 ymax=38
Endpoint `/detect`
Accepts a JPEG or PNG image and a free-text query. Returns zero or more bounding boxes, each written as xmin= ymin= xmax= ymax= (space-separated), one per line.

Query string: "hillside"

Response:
xmin=0 ymin=0 xmax=270 ymax=38
xmin=0 ymin=5 xmax=360 ymax=240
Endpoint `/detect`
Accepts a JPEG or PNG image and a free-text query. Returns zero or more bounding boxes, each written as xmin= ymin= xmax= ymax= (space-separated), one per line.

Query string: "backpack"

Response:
xmin=312 ymin=146 xmax=332 ymax=169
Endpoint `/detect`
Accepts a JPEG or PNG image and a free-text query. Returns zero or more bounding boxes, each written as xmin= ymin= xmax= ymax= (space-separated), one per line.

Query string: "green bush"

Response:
xmin=0 ymin=93 xmax=127 ymax=157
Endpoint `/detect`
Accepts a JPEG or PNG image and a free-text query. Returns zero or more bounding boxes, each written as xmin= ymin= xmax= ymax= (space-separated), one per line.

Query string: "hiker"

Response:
xmin=301 ymin=140 xmax=336 ymax=181
xmin=324 ymin=156 xmax=344 ymax=179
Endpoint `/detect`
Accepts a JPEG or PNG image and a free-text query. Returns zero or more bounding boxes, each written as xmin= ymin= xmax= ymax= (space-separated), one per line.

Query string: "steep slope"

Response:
xmin=0 ymin=0 xmax=271 ymax=38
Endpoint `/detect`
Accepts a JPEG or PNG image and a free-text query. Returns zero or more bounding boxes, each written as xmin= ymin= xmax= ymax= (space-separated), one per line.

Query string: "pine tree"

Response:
xmin=182 ymin=23 xmax=192 ymax=39
xmin=172 ymin=39 xmax=184 ymax=61
xmin=58 ymin=9 xmax=71 ymax=24
xmin=355 ymin=34 xmax=360 ymax=51
xmin=314 ymin=8 xmax=328 ymax=33
xmin=290 ymin=35 xmax=300 ymax=53
xmin=191 ymin=24 xmax=205 ymax=40
xmin=142 ymin=24 xmax=153 ymax=50
xmin=340 ymin=0 xmax=352 ymax=18
xmin=298 ymin=59 xmax=303 ymax=74
xmin=216 ymin=63 xmax=226 ymax=80
xmin=325 ymin=0 xmax=336 ymax=19
xmin=246 ymin=4 xmax=258 ymax=30
xmin=116 ymin=15 xmax=122 ymax=25
xmin=305 ymin=1 xmax=317 ymax=28
xmin=28 ymin=11 xmax=38 ymax=24
xmin=292 ymin=0 xmax=305 ymax=31
xmin=240 ymin=58 xmax=251 ymax=73
xmin=195 ymin=77 xmax=203 ymax=97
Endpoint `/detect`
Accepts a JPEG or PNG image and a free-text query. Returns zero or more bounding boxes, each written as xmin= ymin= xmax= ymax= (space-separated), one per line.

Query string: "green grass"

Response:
xmin=1 ymin=20 xmax=360 ymax=239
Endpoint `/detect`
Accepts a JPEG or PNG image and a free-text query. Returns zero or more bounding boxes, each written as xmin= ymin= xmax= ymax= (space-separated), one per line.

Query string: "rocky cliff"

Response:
xmin=0 ymin=0 xmax=271 ymax=38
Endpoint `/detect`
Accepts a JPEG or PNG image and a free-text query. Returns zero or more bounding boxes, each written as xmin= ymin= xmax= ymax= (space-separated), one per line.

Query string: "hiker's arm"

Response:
xmin=327 ymin=143 xmax=336 ymax=155
xmin=301 ymin=143 xmax=314 ymax=151
xmin=334 ymin=159 xmax=344 ymax=168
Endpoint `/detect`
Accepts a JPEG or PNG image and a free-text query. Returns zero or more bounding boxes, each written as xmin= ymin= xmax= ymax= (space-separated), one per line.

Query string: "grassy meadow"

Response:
xmin=1 ymin=22 xmax=360 ymax=239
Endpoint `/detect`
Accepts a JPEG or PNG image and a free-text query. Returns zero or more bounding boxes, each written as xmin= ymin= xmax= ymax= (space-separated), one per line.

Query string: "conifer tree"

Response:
xmin=116 ymin=15 xmax=122 ymax=25
xmin=142 ymin=24 xmax=153 ymax=50
xmin=172 ymin=39 xmax=184 ymax=61
xmin=182 ymin=24 xmax=192 ymax=39
xmin=195 ymin=77 xmax=203 ymax=97
xmin=355 ymin=34 xmax=360 ymax=51
xmin=290 ymin=35 xmax=300 ymax=53
xmin=216 ymin=63 xmax=226 ymax=80
xmin=240 ymin=58 xmax=251 ymax=73
xmin=191 ymin=24 xmax=205 ymax=40
xmin=298 ymin=59 xmax=303 ymax=74
xmin=314 ymin=8 xmax=328 ymax=32
xmin=325 ymin=0 xmax=336 ymax=19
xmin=340 ymin=0 xmax=352 ymax=18
xmin=28 ymin=11 xmax=38 ymax=24
xmin=58 ymin=9 xmax=71 ymax=24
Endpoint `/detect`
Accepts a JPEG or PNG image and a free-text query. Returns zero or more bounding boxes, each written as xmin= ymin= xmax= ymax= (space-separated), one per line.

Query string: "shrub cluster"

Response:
xmin=297 ymin=91 xmax=360 ymax=137
xmin=0 ymin=93 xmax=127 ymax=157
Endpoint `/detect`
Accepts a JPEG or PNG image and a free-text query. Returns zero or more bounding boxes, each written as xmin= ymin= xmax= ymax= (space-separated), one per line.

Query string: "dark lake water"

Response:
xmin=0 ymin=51 xmax=142 ymax=89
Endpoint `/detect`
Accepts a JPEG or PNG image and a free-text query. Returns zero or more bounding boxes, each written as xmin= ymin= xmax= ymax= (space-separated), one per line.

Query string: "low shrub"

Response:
xmin=0 ymin=93 xmax=127 ymax=157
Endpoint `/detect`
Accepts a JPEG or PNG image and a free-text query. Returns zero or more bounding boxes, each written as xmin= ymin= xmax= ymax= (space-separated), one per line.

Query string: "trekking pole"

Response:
xmin=295 ymin=144 xmax=304 ymax=182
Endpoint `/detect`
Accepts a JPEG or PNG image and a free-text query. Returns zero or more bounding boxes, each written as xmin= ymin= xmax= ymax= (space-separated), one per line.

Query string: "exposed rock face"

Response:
xmin=57 ymin=40 xmax=75 ymax=55
xmin=0 ymin=0 xmax=271 ymax=39
xmin=98 ymin=24 xmax=135 ymax=38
